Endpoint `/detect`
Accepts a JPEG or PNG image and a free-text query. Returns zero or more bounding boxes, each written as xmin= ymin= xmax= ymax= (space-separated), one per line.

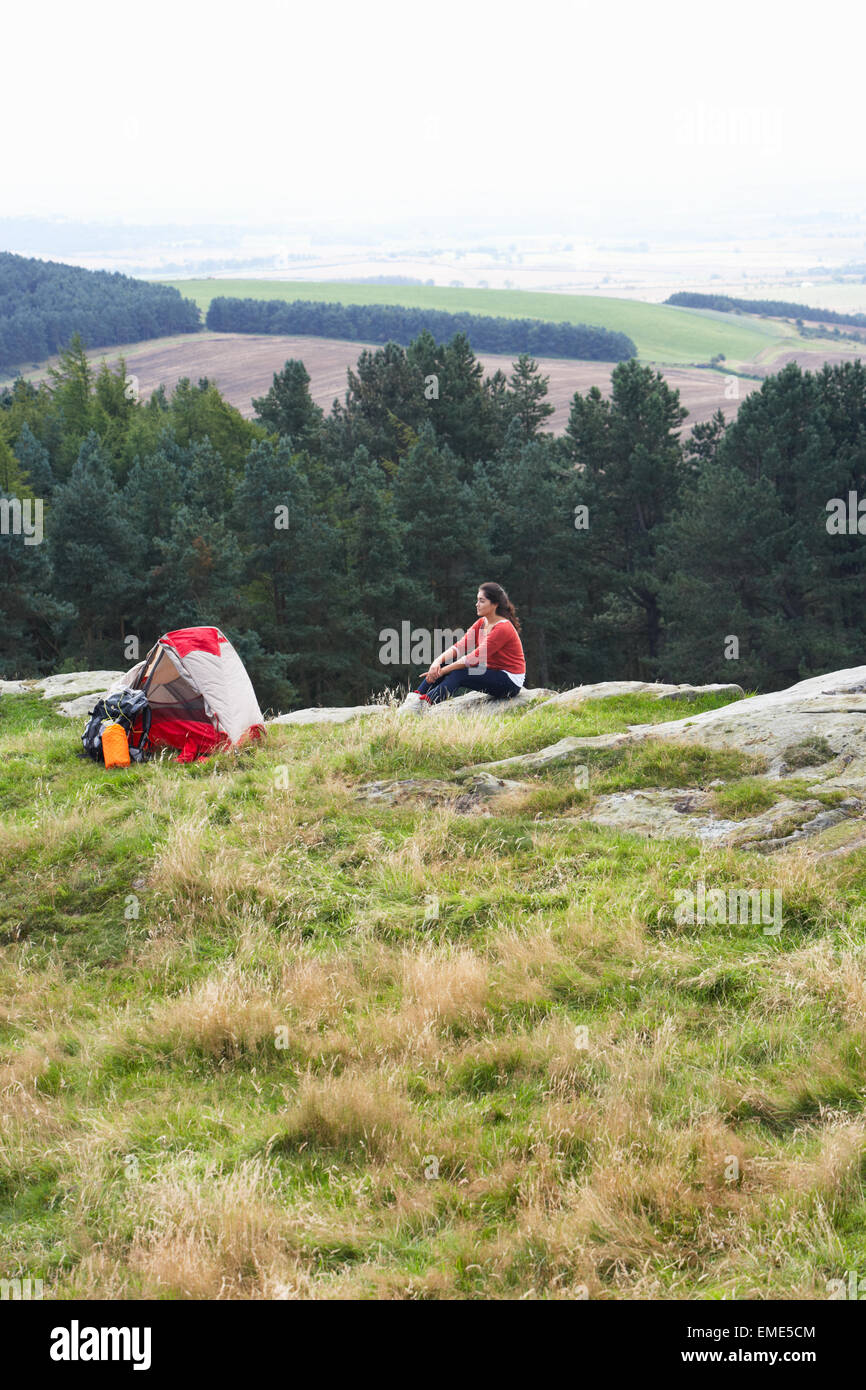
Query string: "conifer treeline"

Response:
xmin=206 ymin=295 xmax=636 ymax=361
xmin=2 ymin=328 xmax=866 ymax=709
xmin=0 ymin=252 xmax=201 ymax=375
xmin=666 ymin=290 xmax=866 ymax=329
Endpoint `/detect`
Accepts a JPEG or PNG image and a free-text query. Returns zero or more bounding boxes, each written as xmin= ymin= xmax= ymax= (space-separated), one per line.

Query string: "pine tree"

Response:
xmin=659 ymin=362 xmax=865 ymax=689
xmin=183 ymin=437 xmax=234 ymax=518
xmin=152 ymin=505 xmax=245 ymax=636
xmin=0 ymin=433 xmax=27 ymax=494
xmin=336 ymin=342 xmax=426 ymax=465
xmin=46 ymin=334 xmax=96 ymax=479
xmin=168 ymin=377 xmax=263 ymax=476
xmin=0 ymin=498 xmax=74 ymax=675
xmin=252 ymin=359 xmax=324 ymax=444
xmin=685 ymin=408 xmax=727 ymax=468
xmin=657 ymin=463 xmax=788 ymax=686
xmin=92 ymin=356 xmax=140 ymax=477
xmin=486 ymin=436 xmax=573 ymax=686
xmin=124 ymin=448 xmax=182 ymax=550
xmin=393 ymin=423 xmax=478 ymax=628
xmin=506 ymin=354 xmax=555 ymax=441
xmin=480 ymin=368 xmax=512 ymax=457
xmin=233 ymin=438 xmax=346 ymax=706
xmin=342 ymin=446 xmax=417 ymax=695
xmin=406 ymin=331 xmax=488 ymax=468
xmin=123 ymin=448 xmax=183 ymax=636
xmin=50 ymin=431 xmax=140 ymax=661
xmin=13 ymin=422 xmax=54 ymax=496
xmin=564 ymin=359 xmax=689 ymax=677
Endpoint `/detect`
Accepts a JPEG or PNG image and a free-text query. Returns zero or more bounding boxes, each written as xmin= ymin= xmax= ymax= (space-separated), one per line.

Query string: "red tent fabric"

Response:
xmin=119 ymin=627 xmax=265 ymax=762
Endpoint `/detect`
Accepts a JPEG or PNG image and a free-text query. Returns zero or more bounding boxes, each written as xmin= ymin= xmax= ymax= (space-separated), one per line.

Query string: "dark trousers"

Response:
xmin=416 ymin=667 xmax=520 ymax=705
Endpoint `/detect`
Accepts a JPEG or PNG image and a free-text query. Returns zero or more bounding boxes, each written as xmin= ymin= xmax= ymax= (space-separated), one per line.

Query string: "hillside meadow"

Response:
xmin=1 ymin=686 xmax=865 ymax=1299
xmin=160 ymin=281 xmax=830 ymax=369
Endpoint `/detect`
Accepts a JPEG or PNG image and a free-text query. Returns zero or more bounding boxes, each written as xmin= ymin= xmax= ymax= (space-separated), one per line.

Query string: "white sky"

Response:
xmin=2 ymin=0 xmax=863 ymax=228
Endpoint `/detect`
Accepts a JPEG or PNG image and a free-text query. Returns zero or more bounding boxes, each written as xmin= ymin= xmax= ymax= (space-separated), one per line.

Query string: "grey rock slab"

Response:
xmin=459 ymin=735 xmax=589 ymax=775
xmin=656 ymin=683 xmax=745 ymax=701
xmin=582 ymin=789 xmax=830 ymax=847
xmin=739 ymin=799 xmax=864 ymax=853
xmin=621 ymin=666 xmax=866 ymax=768
xmin=584 ymin=788 xmax=740 ymax=842
xmin=35 ymin=671 xmax=127 ymax=700
xmin=454 ymin=772 xmax=528 ymax=812
xmin=355 ymin=771 xmax=528 ymax=811
xmin=565 ymin=732 xmax=634 ymax=751
xmin=426 ymin=688 xmax=553 ymax=718
xmin=809 ymin=755 xmax=866 ymax=794
xmin=355 ymin=778 xmax=456 ymax=805
xmin=269 ymin=705 xmax=389 ymax=726
xmin=543 ymin=680 xmax=744 ymax=708
xmin=58 ymin=692 xmax=109 ymax=719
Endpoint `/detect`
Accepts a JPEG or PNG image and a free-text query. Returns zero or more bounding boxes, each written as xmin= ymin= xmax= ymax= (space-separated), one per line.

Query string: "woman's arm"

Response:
xmin=425 ymin=652 xmax=466 ymax=680
xmin=425 ymin=624 xmax=478 ymax=680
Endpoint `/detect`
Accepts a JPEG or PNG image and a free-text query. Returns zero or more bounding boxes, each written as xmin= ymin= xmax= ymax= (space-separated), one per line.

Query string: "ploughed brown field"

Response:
xmin=10 ymin=331 xmax=861 ymax=434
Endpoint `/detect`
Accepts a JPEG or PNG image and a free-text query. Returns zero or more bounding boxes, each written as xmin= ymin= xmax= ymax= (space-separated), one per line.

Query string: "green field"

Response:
xmin=2 ymin=686 xmax=865 ymax=1299
xmin=161 ymin=279 xmax=824 ymax=367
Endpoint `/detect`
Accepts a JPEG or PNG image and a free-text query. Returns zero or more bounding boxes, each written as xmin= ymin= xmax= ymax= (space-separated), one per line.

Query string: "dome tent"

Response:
xmin=119 ymin=626 xmax=265 ymax=762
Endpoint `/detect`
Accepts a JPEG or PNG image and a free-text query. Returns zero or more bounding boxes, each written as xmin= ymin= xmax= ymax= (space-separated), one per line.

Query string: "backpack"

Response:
xmin=81 ymin=689 xmax=152 ymax=764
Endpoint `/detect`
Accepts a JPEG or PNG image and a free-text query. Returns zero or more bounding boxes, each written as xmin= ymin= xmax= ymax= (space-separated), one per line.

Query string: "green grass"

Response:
xmin=709 ymin=778 xmax=780 ymax=819
xmin=159 ymin=280 xmax=827 ymax=368
xmin=1 ymin=684 xmax=865 ymax=1300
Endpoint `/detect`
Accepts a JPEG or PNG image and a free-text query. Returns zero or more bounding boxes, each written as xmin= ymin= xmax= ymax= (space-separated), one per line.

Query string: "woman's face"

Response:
xmin=476 ymin=589 xmax=497 ymax=620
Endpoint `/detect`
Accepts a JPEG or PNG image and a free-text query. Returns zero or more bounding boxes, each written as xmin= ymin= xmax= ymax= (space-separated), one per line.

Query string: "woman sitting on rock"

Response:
xmin=402 ymin=582 xmax=526 ymax=711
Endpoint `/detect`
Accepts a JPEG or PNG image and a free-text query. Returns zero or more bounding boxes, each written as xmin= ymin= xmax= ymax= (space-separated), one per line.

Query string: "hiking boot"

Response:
xmin=398 ymin=692 xmax=426 ymax=715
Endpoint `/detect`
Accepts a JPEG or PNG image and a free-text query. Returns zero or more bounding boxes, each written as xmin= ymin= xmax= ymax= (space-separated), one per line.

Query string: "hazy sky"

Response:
xmin=4 ymin=0 xmax=863 ymax=230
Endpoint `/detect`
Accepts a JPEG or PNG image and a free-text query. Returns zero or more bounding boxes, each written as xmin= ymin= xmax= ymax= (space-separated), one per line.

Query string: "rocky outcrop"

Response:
xmin=269 ymin=705 xmax=389 ymax=726
xmin=10 ymin=661 xmax=866 ymax=856
xmin=452 ymin=666 xmax=866 ymax=852
xmin=739 ymin=799 xmax=864 ymax=853
xmin=427 ymin=687 xmax=554 ymax=717
xmin=266 ymin=687 xmax=554 ymax=725
xmin=36 ymin=671 xmax=127 ymax=701
xmin=580 ymin=788 xmax=746 ymax=843
xmin=0 ymin=670 xmax=126 ymax=704
xmin=261 ymin=681 xmax=738 ymax=726
xmin=543 ymin=680 xmax=744 ymax=707
xmin=355 ymin=770 xmax=528 ymax=812
xmin=460 ymin=735 xmax=589 ymax=775
xmin=0 ymin=671 xmax=129 ymax=718
xmin=23 ymin=674 xmax=741 ymax=726
xmin=578 ymin=789 xmax=866 ymax=850
xmin=621 ymin=666 xmax=866 ymax=768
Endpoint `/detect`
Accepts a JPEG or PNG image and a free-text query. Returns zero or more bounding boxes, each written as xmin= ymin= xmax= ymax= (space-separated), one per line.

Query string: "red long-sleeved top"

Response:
xmin=452 ymin=618 xmax=526 ymax=673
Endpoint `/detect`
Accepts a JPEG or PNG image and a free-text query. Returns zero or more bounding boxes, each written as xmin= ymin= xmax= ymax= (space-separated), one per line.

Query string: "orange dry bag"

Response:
xmin=101 ymin=721 xmax=131 ymax=769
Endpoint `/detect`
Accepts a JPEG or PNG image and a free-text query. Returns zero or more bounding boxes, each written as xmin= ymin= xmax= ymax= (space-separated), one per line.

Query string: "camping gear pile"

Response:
xmin=81 ymin=626 xmax=265 ymax=766
xmin=82 ymin=688 xmax=152 ymax=766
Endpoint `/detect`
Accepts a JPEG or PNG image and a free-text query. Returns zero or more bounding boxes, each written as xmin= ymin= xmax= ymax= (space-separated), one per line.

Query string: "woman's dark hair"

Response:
xmin=479 ymin=581 xmax=521 ymax=633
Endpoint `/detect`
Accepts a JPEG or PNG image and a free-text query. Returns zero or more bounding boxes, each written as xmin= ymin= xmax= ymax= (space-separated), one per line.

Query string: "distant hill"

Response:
xmin=0 ymin=252 xmax=201 ymax=375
